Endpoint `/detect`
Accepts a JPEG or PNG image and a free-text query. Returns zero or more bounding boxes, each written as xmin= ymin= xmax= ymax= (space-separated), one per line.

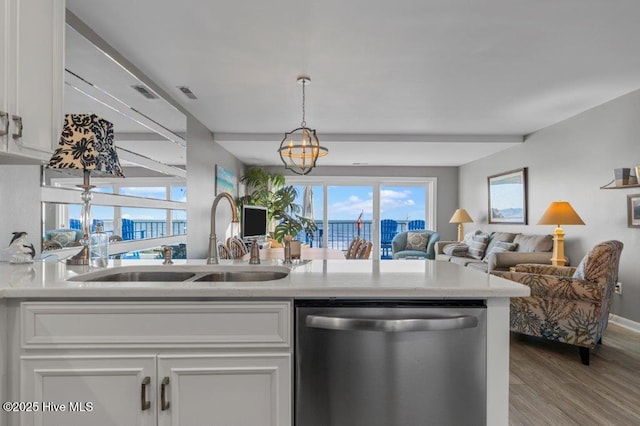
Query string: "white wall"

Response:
xmin=0 ymin=165 xmax=42 ymax=253
xmin=186 ymin=118 xmax=244 ymax=258
xmin=460 ymin=89 xmax=640 ymax=322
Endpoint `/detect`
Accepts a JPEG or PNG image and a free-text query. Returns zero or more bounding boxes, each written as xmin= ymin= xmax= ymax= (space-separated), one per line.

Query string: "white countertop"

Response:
xmin=0 ymin=258 xmax=530 ymax=299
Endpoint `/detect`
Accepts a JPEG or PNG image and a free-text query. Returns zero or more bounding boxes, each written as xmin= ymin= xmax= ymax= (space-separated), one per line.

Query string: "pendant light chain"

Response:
xmin=301 ymin=79 xmax=306 ymax=128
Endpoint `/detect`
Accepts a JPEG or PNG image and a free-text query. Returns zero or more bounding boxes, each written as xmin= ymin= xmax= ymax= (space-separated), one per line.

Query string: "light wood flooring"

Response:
xmin=509 ymin=323 xmax=640 ymax=425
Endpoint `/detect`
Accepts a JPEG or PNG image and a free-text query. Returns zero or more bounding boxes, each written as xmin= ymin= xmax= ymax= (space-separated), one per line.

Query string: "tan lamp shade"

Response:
xmin=449 ymin=209 xmax=473 ymax=241
xmin=538 ymin=201 xmax=584 ymax=267
xmin=449 ymin=209 xmax=474 ymax=224
xmin=537 ymin=201 xmax=585 ymax=226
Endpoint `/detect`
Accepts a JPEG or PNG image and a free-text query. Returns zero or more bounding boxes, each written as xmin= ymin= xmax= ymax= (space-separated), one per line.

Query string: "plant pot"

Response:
xmin=290 ymin=241 xmax=301 ymax=259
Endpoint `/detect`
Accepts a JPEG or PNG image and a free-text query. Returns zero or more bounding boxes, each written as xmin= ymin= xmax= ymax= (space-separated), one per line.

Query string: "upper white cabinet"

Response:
xmin=1 ymin=0 xmax=64 ymax=162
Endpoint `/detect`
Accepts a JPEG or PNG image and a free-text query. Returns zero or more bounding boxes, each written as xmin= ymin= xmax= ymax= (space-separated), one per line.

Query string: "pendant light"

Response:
xmin=278 ymin=76 xmax=328 ymax=175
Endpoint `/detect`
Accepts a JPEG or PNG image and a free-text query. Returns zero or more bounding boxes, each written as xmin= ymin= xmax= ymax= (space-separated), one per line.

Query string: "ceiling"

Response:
xmin=66 ymin=0 xmax=640 ymax=167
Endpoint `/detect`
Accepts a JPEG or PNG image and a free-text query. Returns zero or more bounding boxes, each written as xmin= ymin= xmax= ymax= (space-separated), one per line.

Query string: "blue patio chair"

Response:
xmin=408 ymin=220 xmax=425 ymax=230
xmin=122 ymin=218 xmax=140 ymax=240
xmin=380 ymin=219 xmax=398 ymax=259
xmin=69 ymin=219 xmax=81 ymax=230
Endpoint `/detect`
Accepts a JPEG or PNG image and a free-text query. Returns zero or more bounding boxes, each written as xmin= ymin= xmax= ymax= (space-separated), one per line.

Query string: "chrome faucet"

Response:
xmin=207 ymin=192 xmax=239 ymax=264
xmin=162 ymin=246 xmax=173 ymax=265
xmin=249 ymin=239 xmax=261 ymax=265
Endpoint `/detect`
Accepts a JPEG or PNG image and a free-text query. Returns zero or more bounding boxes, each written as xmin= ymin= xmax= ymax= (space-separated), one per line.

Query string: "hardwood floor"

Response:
xmin=509 ymin=323 xmax=640 ymax=425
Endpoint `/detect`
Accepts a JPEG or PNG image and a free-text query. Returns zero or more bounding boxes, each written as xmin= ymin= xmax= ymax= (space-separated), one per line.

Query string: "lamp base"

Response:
xmin=457 ymin=224 xmax=464 ymax=242
xmin=66 ymin=244 xmax=90 ymax=265
xmin=550 ymin=226 xmax=567 ymax=267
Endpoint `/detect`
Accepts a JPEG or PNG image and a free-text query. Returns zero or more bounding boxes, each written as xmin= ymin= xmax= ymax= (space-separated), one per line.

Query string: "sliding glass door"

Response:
xmin=289 ymin=178 xmax=435 ymax=259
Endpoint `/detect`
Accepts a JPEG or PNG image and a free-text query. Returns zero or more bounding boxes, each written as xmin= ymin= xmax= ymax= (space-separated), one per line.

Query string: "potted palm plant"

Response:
xmin=238 ymin=167 xmax=317 ymax=243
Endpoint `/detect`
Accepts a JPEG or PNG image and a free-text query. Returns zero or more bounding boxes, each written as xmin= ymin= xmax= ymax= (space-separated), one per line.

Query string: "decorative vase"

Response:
xmin=614 ymin=168 xmax=631 ymax=186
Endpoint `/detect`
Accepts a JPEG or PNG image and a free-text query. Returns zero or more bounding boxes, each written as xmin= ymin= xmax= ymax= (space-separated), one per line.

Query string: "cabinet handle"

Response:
xmin=141 ymin=376 xmax=151 ymax=411
xmin=160 ymin=376 xmax=170 ymax=411
xmin=11 ymin=115 xmax=23 ymax=139
xmin=0 ymin=111 xmax=7 ymax=136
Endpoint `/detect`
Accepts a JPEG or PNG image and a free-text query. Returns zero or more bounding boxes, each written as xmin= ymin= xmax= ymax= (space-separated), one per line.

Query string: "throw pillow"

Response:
xmin=485 ymin=241 xmax=518 ymax=258
xmin=463 ymin=230 xmax=482 ymax=246
xmin=443 ymin=243 xmax=469 ymax=256
xmin=50 ymin=230 xmax=78 ymax=247
xmin=405 ymin=232 xmax=429 ymax=251
xmin=467 ymin=233 xmax=489 ymax=259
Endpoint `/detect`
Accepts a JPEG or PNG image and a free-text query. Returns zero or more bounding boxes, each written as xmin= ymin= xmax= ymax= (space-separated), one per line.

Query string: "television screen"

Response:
xmin=242 ymin=205 xmax=268 ymax=240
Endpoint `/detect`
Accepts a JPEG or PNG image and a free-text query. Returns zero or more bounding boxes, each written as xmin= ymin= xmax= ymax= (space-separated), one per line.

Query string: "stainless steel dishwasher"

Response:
xmin=295 ymin=300 xmax=486 ymax=426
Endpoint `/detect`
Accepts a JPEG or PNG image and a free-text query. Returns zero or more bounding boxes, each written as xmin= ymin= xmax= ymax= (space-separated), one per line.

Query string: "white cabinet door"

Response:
xmin=0 ymin=0 xmax=8 ymax=152
xmin=20 ymin=355 xmax=156 ymax=426
xmin=157 ymin=353 xmax=292 ymax=426
xmin=4 ymin=0 xmax=64 ymax=161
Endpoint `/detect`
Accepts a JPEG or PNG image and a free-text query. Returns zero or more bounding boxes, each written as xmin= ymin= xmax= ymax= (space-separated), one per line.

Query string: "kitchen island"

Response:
xmin=0 ymin=259 xmax=529 ymax=426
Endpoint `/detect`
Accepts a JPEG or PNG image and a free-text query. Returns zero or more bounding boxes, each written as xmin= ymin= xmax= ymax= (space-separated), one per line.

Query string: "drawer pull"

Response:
xmin=161 ymin=377 xmax=170 ymax=410
xmin=0 ymin=111 xmax=7 ymax=136
xmin=11 ymin=115 xmax=22 ymax=139
xmin=141 ymin=376 xmax=151 ymax=410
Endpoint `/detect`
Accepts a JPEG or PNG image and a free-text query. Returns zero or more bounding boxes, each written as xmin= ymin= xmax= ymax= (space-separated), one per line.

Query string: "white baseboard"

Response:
xmin=609 ymin=314 xmax=640 ymax=333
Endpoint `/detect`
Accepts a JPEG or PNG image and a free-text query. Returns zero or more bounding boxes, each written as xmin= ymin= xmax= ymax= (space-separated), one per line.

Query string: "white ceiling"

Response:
xmin=66 ymin=0 xmax=640 ymax=167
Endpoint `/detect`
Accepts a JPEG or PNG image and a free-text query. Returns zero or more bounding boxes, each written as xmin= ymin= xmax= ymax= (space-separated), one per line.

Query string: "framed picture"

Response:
xmin=488 ymin=168 xmax=528 ymax=224
xmin=628 ymin=194 xmax=640 ymax=228
xmin=215 ymin=165 xmax=237 ymax=197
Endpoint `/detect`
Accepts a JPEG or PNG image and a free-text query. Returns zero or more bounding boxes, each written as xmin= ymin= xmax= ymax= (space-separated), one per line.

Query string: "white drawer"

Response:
xmin=21 ymin=301 xmax=291 ymax=349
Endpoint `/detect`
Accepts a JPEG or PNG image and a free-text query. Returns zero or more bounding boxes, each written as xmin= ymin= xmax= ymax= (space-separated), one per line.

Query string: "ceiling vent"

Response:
xmin=131 ymin=85 xmax=159 ymax=99
xmin=178 ymin=86 xmax=198 ymax=100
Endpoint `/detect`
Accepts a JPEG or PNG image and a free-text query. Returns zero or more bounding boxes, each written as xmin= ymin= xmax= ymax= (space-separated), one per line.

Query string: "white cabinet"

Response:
xmin=0 ymin=0 xmax=8 ymax=152
xmin=1 ymin=0 xmax=64 ymax=161
xmin=157 ymin=354 xmax=291 ymax=426
xmin=20 ymin=355 xmax=156 ymax=426
xmin=20 ymin=353 xmax=291 ymax=426
xmin=15 ymin=301 xmax=293 ymax=426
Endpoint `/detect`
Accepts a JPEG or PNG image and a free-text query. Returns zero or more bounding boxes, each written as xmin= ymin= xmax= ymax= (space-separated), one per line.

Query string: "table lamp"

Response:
xmin=47 ymin=114 xmax=124 ymax=265
xmin=537 ymin=201 xmax=585 ymax=266
xmin=449 ymin=209 xmax=474 ymax=242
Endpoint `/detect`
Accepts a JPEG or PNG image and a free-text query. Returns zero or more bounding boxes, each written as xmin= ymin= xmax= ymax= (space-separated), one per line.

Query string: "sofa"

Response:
xmin=391 ymin=230 xmax=439 ymax=259
xmin=435 ymin=231 xmax=555 ymax=273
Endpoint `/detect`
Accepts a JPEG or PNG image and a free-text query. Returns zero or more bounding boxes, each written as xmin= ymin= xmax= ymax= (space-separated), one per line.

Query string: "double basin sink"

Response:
xmin=67 ymin=264 xmax=290 ymax=283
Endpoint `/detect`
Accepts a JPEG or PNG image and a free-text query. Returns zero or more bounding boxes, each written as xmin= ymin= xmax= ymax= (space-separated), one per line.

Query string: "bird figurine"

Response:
xmin=2 ymin=231 xmax=36 ymax=263
xmin=9 ymin=231 xmax=28 ymax=246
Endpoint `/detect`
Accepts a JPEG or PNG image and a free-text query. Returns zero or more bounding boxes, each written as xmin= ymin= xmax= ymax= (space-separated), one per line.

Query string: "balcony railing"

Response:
xmin=72 ymin=219 xmax=187 ymax=240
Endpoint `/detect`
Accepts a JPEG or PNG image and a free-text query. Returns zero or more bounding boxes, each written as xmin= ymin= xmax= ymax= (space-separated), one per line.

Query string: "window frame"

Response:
xmin=286 ymin=176 xmax=436 ymax=259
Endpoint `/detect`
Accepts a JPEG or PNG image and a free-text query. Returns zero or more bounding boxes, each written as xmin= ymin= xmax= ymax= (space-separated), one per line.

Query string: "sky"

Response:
xmin=68 ymin=184 xmax=426 ymax=226
xmin=295 ymin=185 xmax=427 ymax=221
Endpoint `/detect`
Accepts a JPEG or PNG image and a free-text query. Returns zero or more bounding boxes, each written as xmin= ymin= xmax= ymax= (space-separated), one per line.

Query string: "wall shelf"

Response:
xmin=600 ymin=183 xmax=640 ymax=189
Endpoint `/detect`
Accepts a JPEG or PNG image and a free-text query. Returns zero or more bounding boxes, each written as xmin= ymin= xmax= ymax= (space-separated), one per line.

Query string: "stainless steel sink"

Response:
xmin=194 ymin=271 xmax=289 ymax=282
xmin=81 ymin=271 xmax=197 ymax=282
xmin=68 ymin=265 xmax=290 ymax=283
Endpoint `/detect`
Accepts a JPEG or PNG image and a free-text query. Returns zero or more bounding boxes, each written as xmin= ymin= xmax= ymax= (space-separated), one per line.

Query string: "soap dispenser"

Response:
xmin=90 ymin=223 xmax=109 ymax=267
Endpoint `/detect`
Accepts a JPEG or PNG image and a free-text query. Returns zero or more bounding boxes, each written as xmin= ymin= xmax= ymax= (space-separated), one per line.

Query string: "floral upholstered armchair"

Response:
xmin=492 ymin=240 xmax=623 ymax=365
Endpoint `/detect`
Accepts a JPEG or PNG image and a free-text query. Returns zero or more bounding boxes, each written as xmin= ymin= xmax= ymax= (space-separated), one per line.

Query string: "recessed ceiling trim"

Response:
xmin=115 ymin=147 xmax=187 ymax=178
xmin=215 ymin=132 xmax=524 ymax=144
xmin=66 ymin=70 xmax=186 ymax=147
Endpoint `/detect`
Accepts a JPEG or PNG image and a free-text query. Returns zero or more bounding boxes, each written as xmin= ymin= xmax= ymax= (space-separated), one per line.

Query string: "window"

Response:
xmin=287 ymin=177 xmax=435 ymax=259
xmin=42 ymin=176 xmax=187 ymax=256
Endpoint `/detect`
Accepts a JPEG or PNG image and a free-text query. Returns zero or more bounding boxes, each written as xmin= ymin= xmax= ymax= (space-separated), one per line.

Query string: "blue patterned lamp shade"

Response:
xmin=47 ymin=114 xmax=124 ymax=177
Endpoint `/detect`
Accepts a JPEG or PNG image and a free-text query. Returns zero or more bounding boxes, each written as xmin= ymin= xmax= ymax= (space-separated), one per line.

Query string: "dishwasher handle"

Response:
xmin=306 ymin=314 xmax=478 ymax=332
